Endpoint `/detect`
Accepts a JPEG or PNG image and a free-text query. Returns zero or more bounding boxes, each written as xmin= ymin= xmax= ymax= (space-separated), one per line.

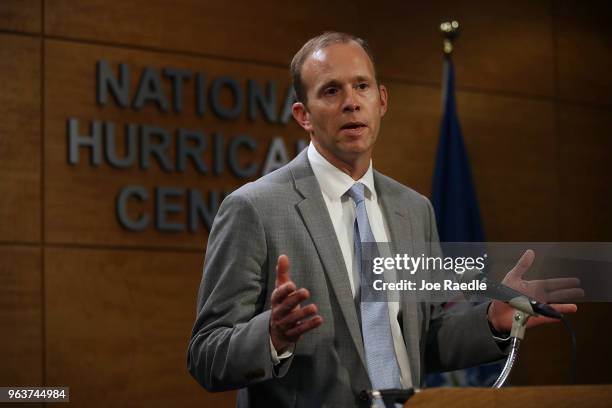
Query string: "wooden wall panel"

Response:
xmin=0 ymin=0 xmax=41 ymax=34
xmin=0 ymin=34 xmax=41 ymax=243
xmin=374 ymin=83 xmax=440 ymax=196
xmin=457 ymin=92 xmax=558 ymax=241
xmin=44 ymin=39 xmax=306 ymax=249
xmin=572 ymin=304 xmax=612 ymax=384
xmin=44 ymin=0 xmax=357 ymax=66
xmin=556 ymin=0 xmax=612 ymax=106
xmin=511 ymin=303 xmax=612 ymax=385
xmin=379 ymin=80 xmax=558 ymax=241
xmin=558 ymin=104 xmax=612 ymax=241
xmin=45 ymin=0 xmax=554 ymax=96
xmin=0 ymin=246 xmax=42 ymax=386
xmin=45 ymin=247 xmax=235 ymax=407
xmin=509 ymin=322 xmax=567 ymax=385
xmin=364 ymin=0 xmax=554 ymax=97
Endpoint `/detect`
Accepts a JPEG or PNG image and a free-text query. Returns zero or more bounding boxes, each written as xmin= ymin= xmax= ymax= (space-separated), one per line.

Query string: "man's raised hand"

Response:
xmin=488 ymin=249 xmax=583 ymax=333
xmin=270 ymin=255 xmax=323 ymax=353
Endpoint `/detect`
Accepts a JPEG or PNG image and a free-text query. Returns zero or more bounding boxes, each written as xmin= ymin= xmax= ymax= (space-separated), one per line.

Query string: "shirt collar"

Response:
xmin=307 ymin=142 xmax=377 ymax=201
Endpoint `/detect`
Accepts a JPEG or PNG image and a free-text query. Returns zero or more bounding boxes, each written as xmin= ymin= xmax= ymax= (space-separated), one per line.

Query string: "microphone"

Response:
xmin=460 ymin=269 xmax=562 ymax=319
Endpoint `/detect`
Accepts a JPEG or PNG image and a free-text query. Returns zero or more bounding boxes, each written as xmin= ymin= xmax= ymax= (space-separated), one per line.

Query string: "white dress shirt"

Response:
xmin=269 ymin=143 xmax=412 ymax=388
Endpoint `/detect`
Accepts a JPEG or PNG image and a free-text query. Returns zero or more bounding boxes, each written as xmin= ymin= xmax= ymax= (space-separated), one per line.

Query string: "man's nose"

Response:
xmin=342 ymin=89 xmax=360 ymax=112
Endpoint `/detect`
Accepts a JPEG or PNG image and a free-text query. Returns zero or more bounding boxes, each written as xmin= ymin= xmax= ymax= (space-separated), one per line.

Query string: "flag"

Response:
xmin=426 ymin=55 xmax=502 ymax=387
xmin=431 ymin=56 xmax=483 ymax=243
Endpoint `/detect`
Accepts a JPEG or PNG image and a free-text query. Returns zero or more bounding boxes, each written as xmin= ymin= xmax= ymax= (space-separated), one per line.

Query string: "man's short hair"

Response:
xmin=290 ymin=32 xmax=377 ymax=105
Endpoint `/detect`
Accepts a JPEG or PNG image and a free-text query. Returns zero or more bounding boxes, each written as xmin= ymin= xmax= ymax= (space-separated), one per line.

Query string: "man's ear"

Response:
xmin=292 ymin=102 xmax=313 ymax=132
xmin=378 ymin=84 xmax=388 ymax=117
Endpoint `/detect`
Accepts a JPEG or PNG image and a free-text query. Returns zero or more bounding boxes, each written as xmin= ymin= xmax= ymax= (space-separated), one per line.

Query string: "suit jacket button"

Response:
xmin=359 ymin=390 xmax=370 ymax=401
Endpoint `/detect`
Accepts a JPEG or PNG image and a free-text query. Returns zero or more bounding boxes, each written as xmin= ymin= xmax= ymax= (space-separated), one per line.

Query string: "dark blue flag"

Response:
xmin=426 ymin=55 xmax=502 ymax=387
xmin=431 ymin=56 xmax=484 ymax=243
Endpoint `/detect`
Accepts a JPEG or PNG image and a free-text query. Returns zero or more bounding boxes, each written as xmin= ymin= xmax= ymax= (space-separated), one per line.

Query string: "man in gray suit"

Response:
xmin=187 ymin=32 xmax=577 ymax=407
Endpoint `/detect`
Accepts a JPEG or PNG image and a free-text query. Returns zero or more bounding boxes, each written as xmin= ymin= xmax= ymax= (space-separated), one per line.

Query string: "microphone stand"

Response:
xmin=492 ymin=296 xmax=535 ymax=388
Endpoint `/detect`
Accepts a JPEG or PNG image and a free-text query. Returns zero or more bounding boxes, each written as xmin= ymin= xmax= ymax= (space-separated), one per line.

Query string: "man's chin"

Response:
xmin=334 ymin=143 xmax=374 ymax=163
xmin=339 ymin=139 xmax=374 ymax=155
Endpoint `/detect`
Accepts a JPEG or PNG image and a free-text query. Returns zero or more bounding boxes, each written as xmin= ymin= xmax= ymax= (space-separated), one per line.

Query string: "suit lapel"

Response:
xmin=375 ymin=172 xmax=422 ymax=387
xmin=289 ymin=151 xmax=367 ymax=370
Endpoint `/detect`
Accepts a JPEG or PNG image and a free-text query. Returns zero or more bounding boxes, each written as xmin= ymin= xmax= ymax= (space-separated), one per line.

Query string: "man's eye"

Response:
xmin=357 ymin=82 xmax=369 ymax=90
xmin=324 ymin=88 xmax=338 ymax=96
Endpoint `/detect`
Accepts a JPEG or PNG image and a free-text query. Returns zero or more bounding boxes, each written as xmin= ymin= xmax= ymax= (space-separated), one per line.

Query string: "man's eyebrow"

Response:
xmin=355 ymin=75 xmax=371 ymax=83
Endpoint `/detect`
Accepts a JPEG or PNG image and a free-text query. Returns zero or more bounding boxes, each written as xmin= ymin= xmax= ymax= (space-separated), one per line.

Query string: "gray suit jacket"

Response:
xmin=187 ymin=149 xmax=506 ymax=407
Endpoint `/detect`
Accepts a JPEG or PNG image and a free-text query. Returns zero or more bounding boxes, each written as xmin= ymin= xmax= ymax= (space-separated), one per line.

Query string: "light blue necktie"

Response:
xmin=347 ymin=183 xmax=402 ymax=394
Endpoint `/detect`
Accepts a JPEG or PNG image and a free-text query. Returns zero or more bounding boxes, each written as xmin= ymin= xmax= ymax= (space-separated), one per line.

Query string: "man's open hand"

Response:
xmin=488 ymin=249 xmax=584 ymax=333
xmin=270 ymin=255 xmax=323 ymax=353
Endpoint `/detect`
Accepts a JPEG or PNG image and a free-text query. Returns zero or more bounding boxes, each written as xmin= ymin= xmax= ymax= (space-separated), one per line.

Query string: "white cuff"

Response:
xmin=269 ymin=337 xmax=294 ymax=365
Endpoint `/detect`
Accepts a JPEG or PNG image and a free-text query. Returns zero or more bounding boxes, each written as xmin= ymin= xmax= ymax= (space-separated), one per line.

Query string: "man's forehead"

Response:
xmin=305 ymin=42 xmax=370 ymax=67
xmin=302 ymin=42 xmax=375 ymax=83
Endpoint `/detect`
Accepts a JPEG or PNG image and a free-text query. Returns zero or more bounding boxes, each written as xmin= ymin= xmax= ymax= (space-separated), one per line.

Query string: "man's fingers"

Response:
xmin=278 ymin=303 xmax=318 ymax=329
xmin=505 ymin=249 xmax=535 ymax=281
xmin=269 ymin=258 xmax=321 ymax=345
xmin=285 ymin=315 xmax=324 ymax=338
xmin=274 ymin=288 xmax=310 ymax=317
xmin=526 ymin=303 xmax=577 ymax=328
xmin=547 ymin=288 xmax=585 ymax=303
xmin=543 ymin=277 xmax=581 ymax=292
xmin=271 ymin=281 xmax=297 ymax=305
xmin=549 ymin=303 xmax=578 ymax=314
xmin=275 ymin=255 xmax=290 ymax=287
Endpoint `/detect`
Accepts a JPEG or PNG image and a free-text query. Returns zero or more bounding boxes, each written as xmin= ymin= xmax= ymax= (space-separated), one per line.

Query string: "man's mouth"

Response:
xmin=340 ymin=121 xmax=367 ymax=130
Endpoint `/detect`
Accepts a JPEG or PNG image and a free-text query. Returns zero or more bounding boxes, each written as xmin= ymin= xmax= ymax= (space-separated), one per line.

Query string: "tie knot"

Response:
xmin=347 ymin=183 xmax=366 ymax=204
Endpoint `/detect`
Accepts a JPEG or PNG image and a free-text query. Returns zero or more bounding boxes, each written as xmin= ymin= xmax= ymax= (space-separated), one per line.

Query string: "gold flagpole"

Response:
xmin=440 ymin=20 xmax=460 ymax=55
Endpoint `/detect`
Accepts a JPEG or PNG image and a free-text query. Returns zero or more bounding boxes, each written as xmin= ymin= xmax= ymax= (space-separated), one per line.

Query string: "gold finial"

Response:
xmin=440 ymin=20 xmax=460 ymax=55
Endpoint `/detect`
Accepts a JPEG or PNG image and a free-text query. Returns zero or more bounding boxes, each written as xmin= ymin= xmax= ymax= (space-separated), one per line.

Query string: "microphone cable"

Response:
xmin=560 ymin=314 xmax=577 ymax=384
